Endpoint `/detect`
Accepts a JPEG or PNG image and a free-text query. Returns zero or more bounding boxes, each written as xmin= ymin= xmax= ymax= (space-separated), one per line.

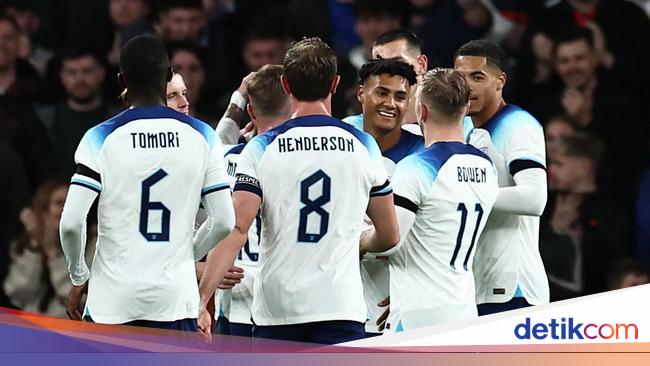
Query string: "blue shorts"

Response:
xmin=84 ymin=315 xmax=197 ymax=331
xmin=253 ymin=320 xmax=364 ymax=345
xmin=478 ymin=297 xmax=531 ymax=316
xmin=215 ymin=316 xmax=253 ymax=337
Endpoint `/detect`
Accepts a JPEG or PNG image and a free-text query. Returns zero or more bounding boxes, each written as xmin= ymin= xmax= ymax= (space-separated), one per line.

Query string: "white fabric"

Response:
xmin=216 ymin=117 xmax=241 ymax=145
xmin=386 ymin=143 xmax=498 ymax=332
xmin=59 ymin=184 xmax=98 ymax=286
xmin=468 ymin=106 xmax=550 ymax=306
xmin=70 ymin=107 xmax=231 ymax=324
xmin=236 ymin=115 xmax=389 ymax=326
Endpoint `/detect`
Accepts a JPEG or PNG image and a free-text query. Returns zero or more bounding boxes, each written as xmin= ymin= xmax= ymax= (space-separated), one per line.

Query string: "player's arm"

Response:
xmin=198 ymin=190 xmax=260 ymax=326
xmin=215 ymin=72 xmax=256 ymax=144
xmin=361 ymin=189 xmax=400 ymax=254
xmin=193 ymin=188 xmax=235 ymax=260
xmin=495 ymin=117 xmax=548 ymax=216
xmin=59 ymin=182 xmax=98 ymax=287
xmin=493 ymin=167 xmax=547 ymax=216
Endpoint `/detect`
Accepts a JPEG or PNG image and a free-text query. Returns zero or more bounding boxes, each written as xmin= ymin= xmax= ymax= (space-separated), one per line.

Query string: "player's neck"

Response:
xmin=402 ymin=102 xmax=418 ymax=124
xmin=472 ymin=99 xmax=506 ymax=127
xmin=256 ymin=116 xmax=288 ymax=134
xmin=290 ymin=98 xmax=331 ymax=119
xmin=129 ymin=95 xmax=165 ymax=108
xmin=366 ymin=123 xmax=402 ymax=152
xmin=423 ymin=122 xmax=464 ymax=147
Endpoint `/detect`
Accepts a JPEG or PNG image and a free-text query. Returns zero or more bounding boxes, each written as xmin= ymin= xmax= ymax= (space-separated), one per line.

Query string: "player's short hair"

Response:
xmin=454 ymin=40 xmax=507 ymax=72
xmin=373 ymin=29 xmax=422 ymax=56
xmin=553 ymin=27 xmax=594 ymax=55
xmin=553 ymin=132 xmax=604 ymax=164
xmin=354 ymin=0 xmax=409 ymax=26
xmin=358 ymin=58 xmax=417 ymax=86
xmin=283 ymin=37 xmax=337 ymax=102
xmin=418 ymin=68 xmax=470 ymax=120
xmin=120 ymin=35 xmax=170 ymax=91
xmin=247 ymin=64 xmax=288 ymax=117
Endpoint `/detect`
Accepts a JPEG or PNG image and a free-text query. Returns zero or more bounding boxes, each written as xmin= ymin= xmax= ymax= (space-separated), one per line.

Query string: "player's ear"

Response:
xmin=330 ymin=75 xmax=341 ymax=95
xmin=417 ymin=102 xmax=428 ymax=124
xmin=497 ymin=71 xmax=507 ymax=91
xmin=356 ymin=85 xmax=364 ymax=104
xmin=280 ymin=74 xmax=291 ymax=96
xmin=418 ymin=54 xmax=428 ymax=76
xmin=247 ymin=103 xmax=257 ymax=121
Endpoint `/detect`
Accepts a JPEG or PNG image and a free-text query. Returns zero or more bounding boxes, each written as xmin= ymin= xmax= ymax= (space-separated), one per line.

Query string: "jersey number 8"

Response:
xmin=298 ymin=170 xmax=331 ymax=243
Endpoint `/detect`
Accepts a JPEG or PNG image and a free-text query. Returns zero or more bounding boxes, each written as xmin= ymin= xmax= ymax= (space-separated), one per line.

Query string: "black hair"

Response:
xmin=61 ymin=44 xmax=106 ymax=66
xmin=166 ymin=41 xmax=207 ymax=67
xmin=454 ymin=40 xmax=507 ymax=71
xmin=119 ymin=35 xmax=170 ymax=92
xmin=373 ymin=29 xmax=422 ymax=55
xmin=159 ymin=0 xmax=202 ymax=13
xmin=358 ymin=58 xmax=417 ymax=86
xmin=553 ymin=26 xmax=595 ymax=53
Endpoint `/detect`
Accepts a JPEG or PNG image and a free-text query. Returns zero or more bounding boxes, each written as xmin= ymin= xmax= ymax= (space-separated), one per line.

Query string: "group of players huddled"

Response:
xmin=58 ymin=29 xmax=549 ymax=345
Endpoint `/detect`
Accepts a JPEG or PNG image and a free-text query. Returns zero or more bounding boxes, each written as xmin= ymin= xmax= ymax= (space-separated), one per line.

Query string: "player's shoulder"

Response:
xmin=423 ymin=141 xmax=492 ymax=170
xmin=342 ymin=113 xmax=364 ymax=131
xmin=253 ymin=114 xmax=380 ymax=154
xmin=223 ymin=142 xmax=246 ymax=157
xmin=488 ymin=104 xmax=542 ymax=131
xmin=84 ymin=106 xmax=216 ymax=149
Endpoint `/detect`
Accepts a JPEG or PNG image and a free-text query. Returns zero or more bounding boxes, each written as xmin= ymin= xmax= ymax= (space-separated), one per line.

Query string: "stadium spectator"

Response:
xmin=3 ymin=180 xmax=95 ymax=318
xmin=36 ymin=47 xmax=117 ymax=179
xmin=156 ymin=0 xmax=206 ymax=44
xmin=606 ymin=258 xmax=649 ymax=291
xmin=349 ymin=0 xmax=408 ymax=70
xmin=106 ymin=0 xmax=153 ymax=66
xmin=637 ymin=170 xmax=650 ymax=269
xmin=411 ymin=0 xmax=492 ymax=67
xmin=528 ymin=28 xmax=647 ymax=204
xmin=0 ymin=0 xmax=54 ymax=77
xmin=168 ymin=42 xmax=218 ymax=123
xmin=541 ymin=133 xmax=633 ymax=300
xmin=0 ymin=14 xmax=54 ymax=191
xmin=544 ymin=115 xmax=576 ymax=145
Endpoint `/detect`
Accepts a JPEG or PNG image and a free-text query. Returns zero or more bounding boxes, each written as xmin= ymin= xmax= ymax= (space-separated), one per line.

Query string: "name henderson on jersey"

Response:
xmin=130 ymin=132 xmax=180 ymax=149
xmin=457 ymin=166 xmax=488 ymax=183
xmin=277 ymin=136 xmax=355 ymax=153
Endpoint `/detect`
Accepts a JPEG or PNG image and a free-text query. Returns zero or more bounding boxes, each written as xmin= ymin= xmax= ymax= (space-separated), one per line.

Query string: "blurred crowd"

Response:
xmin=0 ymin=0 xmax=649 ymax=316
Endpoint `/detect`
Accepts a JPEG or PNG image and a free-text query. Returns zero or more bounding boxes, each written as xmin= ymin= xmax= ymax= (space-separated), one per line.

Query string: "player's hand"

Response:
xmin=197 ymin=304 xmax=213 ymax=343
xmin=66 ymin=282 xmax=88 ymax=321
xmin=376 ymin=297 xmax=390 ymax=331
xmin=240 ymin=122 xmax=256 ymax=142
xmin=217 ymin=266 xmax=245 ymax=290
xmin=237 ymin=72 xmax=257 ymax=99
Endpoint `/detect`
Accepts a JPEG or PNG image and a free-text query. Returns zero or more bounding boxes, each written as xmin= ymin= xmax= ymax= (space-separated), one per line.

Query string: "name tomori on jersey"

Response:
xmin=277 ymin=136 xmax=355 ymax=153
xmin=131 ymin=132 xmax=180 ymax=149
xmin=457 ymin=166 xmax=488 ymax=183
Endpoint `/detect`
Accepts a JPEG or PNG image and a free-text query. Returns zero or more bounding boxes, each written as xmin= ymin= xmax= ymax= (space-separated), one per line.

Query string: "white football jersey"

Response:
xmin=343 ymin=114 xmax=424 ymax=333
xmin=218 ymin=143 xmax=261 ymax=325
xmin=71 ymin=106 xmax=229 ymax=324
xmin=469 ymin=104 xmax=550 ymax=305
xmin=388 ymin=142 xmax=498 ymax=332
xmin=234 ymin=115 xmax=390 ymax=326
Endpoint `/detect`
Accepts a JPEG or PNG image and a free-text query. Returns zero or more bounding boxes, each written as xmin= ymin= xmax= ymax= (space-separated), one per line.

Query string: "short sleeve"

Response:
xmin=233 ymin=135 xmax=264 ymax=198
xmin=365 ymin=135 xmax=392 ymax=197
xmin=201 ymin=138 xmax=230 ymax=197
xmin=390 ymin=156 xmax=427 ymax=213
xmin=503 ymin=114 xmax=546 ymax=175
xmin=70 ymin=131 xmax=102 ymax=193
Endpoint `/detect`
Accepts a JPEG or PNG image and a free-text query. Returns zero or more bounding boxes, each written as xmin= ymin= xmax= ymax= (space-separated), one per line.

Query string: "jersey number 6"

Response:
xmin=139 ymin=169 xmax=171 ymax=242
